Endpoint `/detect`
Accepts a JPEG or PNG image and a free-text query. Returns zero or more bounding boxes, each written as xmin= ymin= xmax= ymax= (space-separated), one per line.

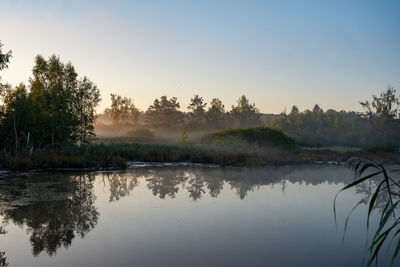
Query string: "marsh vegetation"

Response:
xmin=335 ymin=159 xmax=400 ymax=266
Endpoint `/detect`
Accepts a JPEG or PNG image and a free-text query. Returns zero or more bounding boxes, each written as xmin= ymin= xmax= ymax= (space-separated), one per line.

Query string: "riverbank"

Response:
xmin=1 ymin=142 xmax=399 ymax=171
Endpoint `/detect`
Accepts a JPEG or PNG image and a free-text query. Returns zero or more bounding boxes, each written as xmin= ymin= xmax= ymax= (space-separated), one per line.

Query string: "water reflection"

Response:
xmin=0 ymin=223 xmax=7 ymax=267
xmin=0 ymin=174 xmax=98 ymax=257
xmin=145 ymin=170 xmax=187 ymax=199
xmin=98 ymin=166 xmax=356 ymax=201
xmin=0 ymin=165 xmax=391 ymax=265
xmin=0 ymin=251 xmax=8 ymax=267
xmin=101 ymin=173 xmax=140 ymax=202
xmin=354 ymin=176 xmax=400 ymax=211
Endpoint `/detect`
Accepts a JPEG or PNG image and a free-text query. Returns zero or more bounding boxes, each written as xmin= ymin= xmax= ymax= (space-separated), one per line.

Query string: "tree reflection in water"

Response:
xmin=101 ymin=165 xmax=359 ymax=201
xmin=146 ymin=170 xmax=187 ymax=199
xmin=102 ymin=172 xmax=140 ymax=202
xmin=186 ymin=173 xmax=206 ymax=200
xmin=0 ymin=251 xmax=8 ymax=267
xmin=0 ymin=222 xmax=8 ymax=267
xmin=0 ymin=165 xmax=391 ymax=263
xmin=353 ymin=171 xmax=400 ymax=211
xmin=0 ymin=174 xmax=98 ymax=257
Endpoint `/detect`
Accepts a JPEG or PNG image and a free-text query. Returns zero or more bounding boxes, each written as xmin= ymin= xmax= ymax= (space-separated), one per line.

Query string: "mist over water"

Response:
xmin=0 ymin=166 xmax=397 ymax=267
xmin=1 ymin=1 xmax=400 ymax=266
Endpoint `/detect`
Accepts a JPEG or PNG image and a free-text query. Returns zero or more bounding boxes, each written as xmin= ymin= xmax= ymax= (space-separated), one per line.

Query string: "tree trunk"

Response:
xmin=52 ymin=130 xmax=54 ymax=150
xmin=27 ymin=131 xmax=30 ymax=151
xmin=14 ymin=114 xmax=18 ymax=152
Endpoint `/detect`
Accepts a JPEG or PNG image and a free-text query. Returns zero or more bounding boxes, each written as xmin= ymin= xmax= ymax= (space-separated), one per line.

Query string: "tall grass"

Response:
xmin=334 ymin=158 xmax=400 ymax=266
xmin=202 ymin=127 xmax=297 ymax=149
xmin=1 ymin=142 xmax=400 ymax=171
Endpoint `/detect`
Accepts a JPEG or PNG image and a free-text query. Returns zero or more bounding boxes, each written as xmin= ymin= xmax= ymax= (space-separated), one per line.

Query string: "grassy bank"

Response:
xmin=1 ymin=142 xmax=400 ymax=171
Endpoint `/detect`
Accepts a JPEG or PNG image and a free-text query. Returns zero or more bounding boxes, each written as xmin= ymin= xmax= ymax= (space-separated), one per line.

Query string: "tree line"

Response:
xmin=102 ymin=93 xmax=263 ymax=129
xmin=0 ymin=41 xmax=100 ymax=153
xmin=267 ymin=87 xmax=400 ymax=147
xmin=1 ymin=39 xmax=399 ymax=151
xmin=0 ymin=40 xmax=263 ymax=152
xmin=103 ymin=86 xmax=400 ymax=148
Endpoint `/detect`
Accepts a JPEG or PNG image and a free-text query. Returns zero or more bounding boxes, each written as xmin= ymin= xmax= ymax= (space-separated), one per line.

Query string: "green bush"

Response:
xmin=126 ymin=127 xmax=155 ymax=142
xmin=361 ymin=143 xmax=399 ymax=153
xmin=202 ymin=127 xmax=296 ymax=149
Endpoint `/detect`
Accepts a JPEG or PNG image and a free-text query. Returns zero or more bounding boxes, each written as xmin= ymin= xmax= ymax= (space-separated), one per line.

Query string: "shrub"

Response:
xmin=126 ymin=127 xmax=155 ymax=143
xmin=361 ymin=143 xmax=399 ymax=153
xmin=202 ymin=127 xmax=296 ymax=149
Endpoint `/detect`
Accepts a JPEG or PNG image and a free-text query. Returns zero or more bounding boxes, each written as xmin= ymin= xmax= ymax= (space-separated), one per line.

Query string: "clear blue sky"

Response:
xmin=1 ymin=0 xmax=400 ymax=113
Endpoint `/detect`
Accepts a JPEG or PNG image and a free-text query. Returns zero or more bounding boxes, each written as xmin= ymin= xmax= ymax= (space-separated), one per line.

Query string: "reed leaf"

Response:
xmin=368 ymin=180 xmax=385 ymax=229
xmin=337 ymin=158 xmax=400 ymax=266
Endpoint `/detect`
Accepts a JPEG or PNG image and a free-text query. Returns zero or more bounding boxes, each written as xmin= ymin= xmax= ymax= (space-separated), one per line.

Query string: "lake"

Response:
xmin=0 ymin=165 xmax=397 ymax=267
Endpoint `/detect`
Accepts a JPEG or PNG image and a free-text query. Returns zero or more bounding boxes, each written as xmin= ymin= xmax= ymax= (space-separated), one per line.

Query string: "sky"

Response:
xmin=1 ymin=0 xmax=399 ymax=113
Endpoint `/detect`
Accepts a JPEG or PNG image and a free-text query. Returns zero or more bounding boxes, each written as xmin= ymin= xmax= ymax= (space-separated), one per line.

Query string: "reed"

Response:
xmin=334 ymin=158 xmax=400 ymax=266
xmin=1 ymin=142 xmax=399 ymax=171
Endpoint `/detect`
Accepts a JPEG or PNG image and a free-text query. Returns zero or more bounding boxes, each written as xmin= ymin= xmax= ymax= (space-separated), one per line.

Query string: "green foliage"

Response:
xmin=334 ymin=158 xmax=400 ymax=266
xmin=290 ymin=105 xmax=299 ymax=114
xmin=0 ymin=55 xmax=100 ymax=151
xmin=110 ymin=93 xmax=139 ymax=124
xmin=203 ymin=135 xmax=249 ymax=149
xmin=230 ymin=95 xmax=262 ymax=128
xmin=145 ymin=96 xmax=183 ymax=127
xmin=313 ymin=104 xmax=323 ymax=113
xmin=205 ymin=98 xmax=227 ymax=129
xmin=0 ymin=40 xmax=12 ymax=83
xmin=360 ymin=86 xmax=399 ymax=120
xmin=0 ymin=83 xmax=32 ymax=151
xmin=269 ymin=105 xmax=400 ymax=147
xmin=126 ymin=127 xmax=155 ymax=142
xmin=75 ymin=77 xmax=101 ymax=144
xmin=202 ymin=127 xmax=296 ymax=149
xmin=100 ymin=94 xmax=263 ymax=131
xmin=187 ymin=94 xmax=207 ymax=127
xmin=361 ymin=143 xmax=399 ymax=153
xmin=4 ymin=149 xmax=126 ymax=171
xmin=1 ymin=141 xmax=400 ymax=171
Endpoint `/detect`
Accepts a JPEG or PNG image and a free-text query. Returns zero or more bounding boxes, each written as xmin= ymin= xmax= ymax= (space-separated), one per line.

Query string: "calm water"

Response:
xmin=0 ymin=165 xmax=397 ymax=267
